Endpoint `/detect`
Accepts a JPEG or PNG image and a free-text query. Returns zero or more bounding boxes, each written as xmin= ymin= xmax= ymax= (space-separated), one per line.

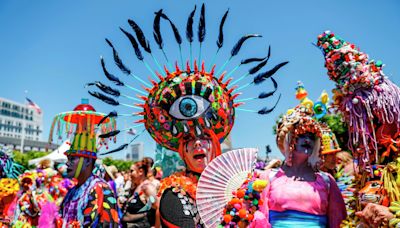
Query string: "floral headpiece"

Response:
xmin=317 ymin=31 xmax=400 ymax=164
xmin=317 ymin=30 xmax=384 ymax=97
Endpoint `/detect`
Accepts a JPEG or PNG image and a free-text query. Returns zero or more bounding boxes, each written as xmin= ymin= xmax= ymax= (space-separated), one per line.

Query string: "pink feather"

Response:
xmin=38 ymin=202 xmax=59 ymax=228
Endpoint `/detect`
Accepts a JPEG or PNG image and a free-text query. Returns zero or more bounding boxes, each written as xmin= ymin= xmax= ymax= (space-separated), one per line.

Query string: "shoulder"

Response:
xmin=89 ymin=177 xmax=114 ymax=195
xmin=259 ymin=168 xmax=282 ymax=182
xmin=316 ymin=171 xmax=336 ymax=190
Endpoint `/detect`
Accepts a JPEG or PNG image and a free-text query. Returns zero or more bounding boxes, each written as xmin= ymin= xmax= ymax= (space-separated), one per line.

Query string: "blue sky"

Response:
xmin=1 ymin=0 xmax=399 ymax=159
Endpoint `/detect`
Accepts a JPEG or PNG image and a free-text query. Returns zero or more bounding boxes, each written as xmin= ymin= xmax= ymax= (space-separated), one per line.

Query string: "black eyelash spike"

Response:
xmin=209 ymin=8 xmax=229 ymax=70
xmin=127 ymin=19 xmax=151 ymax=53
xmin=160 ymin=13 xmax=184 ymax=69
xmin=198 ymin=3 xmax=206 ymax=64
xmin=253 ymin=61 xmax=289 ymax=85
xmin=186 ymin=5 xmax=196 ymax=67
xmin=100 ymin=56 xmax=124 ymax=86
xmin=105 ymin=38 xmax=132 ymax=75
xmin=258 ymin=94 xmax=281 ymax=115
xmin=216 ymin=34 xmax=262 ymax=76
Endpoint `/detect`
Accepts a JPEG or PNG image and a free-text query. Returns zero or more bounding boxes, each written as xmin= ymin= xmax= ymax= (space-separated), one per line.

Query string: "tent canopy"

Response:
xmin=28 ymin=140 xmax=70 ymax=166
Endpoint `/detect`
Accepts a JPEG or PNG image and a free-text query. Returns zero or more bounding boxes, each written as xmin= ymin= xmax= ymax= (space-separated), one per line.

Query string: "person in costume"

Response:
xmin=86 ymin=3 xmax=288 ymax=227
xmin=316 ymin=31 xmax=400 ymax=227
xmin=50 ymin=99 xmax=119 ymax=227
xmin=251 ymin=104 xmax=346 ymax=227
xmin=0 ymin=146 xmax=24 ymax=226
xmin=316 ymin=31 xmax=400 ymax=165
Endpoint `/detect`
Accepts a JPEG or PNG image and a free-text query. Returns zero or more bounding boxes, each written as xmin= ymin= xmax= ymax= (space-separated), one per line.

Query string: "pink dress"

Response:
xmin=251 ymin=168 xmax=346 ymax=228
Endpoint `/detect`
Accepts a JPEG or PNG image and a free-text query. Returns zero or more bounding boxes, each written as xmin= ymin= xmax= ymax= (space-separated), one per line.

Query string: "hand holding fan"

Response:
xmin=196 ymin=148 xmax=258 ymax=228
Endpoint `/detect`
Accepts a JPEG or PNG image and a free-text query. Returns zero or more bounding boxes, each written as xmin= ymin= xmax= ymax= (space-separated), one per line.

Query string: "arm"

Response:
xmin=122 ymin=212 xmax=147 ymax=222
xmin=141 ymin=181 xmax=159 ymax=210
xmin=355 ymin=203 xmax=394 ymax=227
xmin=327 ymin=175 xmax=347 ymax=228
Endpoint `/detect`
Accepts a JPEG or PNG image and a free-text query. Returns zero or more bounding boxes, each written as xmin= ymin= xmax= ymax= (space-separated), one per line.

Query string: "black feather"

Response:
xmin=99 ymin=144 xmax=128 ymax=155
xmin=217 ymin=9 xmax=229 ymax=48
xmin=153 ymin=9 xmax=163 ymax=49
xmin=267 ymin=45 xmax=271 ymax=59
xmin=258 ymin=77 xmax=278 ymax=99
xmin=231 ymin=34 xmax=262 ymax=57
xmin=241 ymin=46 xmax=270 ymax=65
xmin=85 ymin=82 xmax=95 ymax=87
xmin=249 ymin=58 xmax=268 ymax=75
xmin=88 ymin=91 xmax=119 ymax=106
xmin=99 ymin=130 xmax=121 ymax=138
xmin=253 ymin=61 xmax=289 ymax=85
xmin=100 ymin=57 xmax=124 ymax=86
xmin=258 ymin=94 xmax=281 ymax=115
xmin=160 ymin=13 xmax=182 ymax=44
xmin=105 ymin=38 xmax=131 ymax=75
xmin=86 ymin=81 xmax=121 ymax=97
xmin=120 ymin=27 xmax=144 ymax=61
xmin=198 ymin=3 xmax=206 ymax=43
xmin=128 ymin=19 xmax=151 ymax=53
xmin=241 ymin=56 xmax=266 ymax=65
xmin=186 ymin=5 xmax=196 ymax=42
xmin=98 ymin=111 xmax=118 ymax=126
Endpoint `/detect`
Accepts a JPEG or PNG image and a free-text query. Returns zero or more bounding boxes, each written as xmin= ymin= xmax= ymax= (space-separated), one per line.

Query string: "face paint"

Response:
xmin=295 ymin=133 xmax=316 ymax=155
xmin=74 ymin=157 xmax=85 ymax=179
xmin=182 ymin=138 xmax=216 ymax=173
xmin=66 ymin=156 xmax=85 ymax=179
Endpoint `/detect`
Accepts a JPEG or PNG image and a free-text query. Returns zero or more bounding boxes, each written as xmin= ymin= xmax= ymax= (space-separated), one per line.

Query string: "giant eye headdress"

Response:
xmin=87 ymin=4 xmax=288 ymax=155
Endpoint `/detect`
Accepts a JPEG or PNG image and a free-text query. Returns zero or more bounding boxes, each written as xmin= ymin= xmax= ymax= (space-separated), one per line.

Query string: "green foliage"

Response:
xmin=102 ymin=157 xmax=135 ymax=172
xmin=320 ymin=113 xmax=347 ymax=135
xmin=320 ymin=113 xmax=349 ymax=151
xmin=11 ymin=151 xmax=136 ymax=172
xmin=12 ymin=150 xmax=50 ymax=169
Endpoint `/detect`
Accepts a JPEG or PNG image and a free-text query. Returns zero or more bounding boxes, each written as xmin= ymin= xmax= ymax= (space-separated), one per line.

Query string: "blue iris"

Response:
xmin=179 ymin=97 xmax=197 ymax=117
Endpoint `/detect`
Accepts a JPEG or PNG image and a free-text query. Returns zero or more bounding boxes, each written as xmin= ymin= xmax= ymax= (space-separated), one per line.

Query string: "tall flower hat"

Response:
xmin=317 ymin=30 xmax=400 ymax=163
xmin=48 ymin=99 xmax=117 ymax=159
xmin=87 ymin=4 xmax=289 ymax=155
xmin=276 ymin=81 xmax=341 ymax=165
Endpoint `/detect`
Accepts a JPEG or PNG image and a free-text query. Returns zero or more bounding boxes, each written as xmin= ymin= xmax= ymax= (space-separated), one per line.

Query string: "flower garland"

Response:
xmin=158 ymin=171 xmax=199 ymax=200
xmin=219 ymin=172 xmax=268 ymax=227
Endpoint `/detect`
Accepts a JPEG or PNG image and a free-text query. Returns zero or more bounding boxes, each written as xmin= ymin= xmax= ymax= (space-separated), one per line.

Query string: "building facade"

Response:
xmin=127 ymin=142 xmax=144 ymax=161
xmin=0 ymin=97 xmax=44 ymax=149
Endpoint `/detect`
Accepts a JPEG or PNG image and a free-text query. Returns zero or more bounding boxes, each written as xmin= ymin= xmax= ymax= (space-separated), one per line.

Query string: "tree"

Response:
xmin=12 ymin=150 xmax=50 ymax=169
xmin=102 ymin=157 xmax=135 ymax=172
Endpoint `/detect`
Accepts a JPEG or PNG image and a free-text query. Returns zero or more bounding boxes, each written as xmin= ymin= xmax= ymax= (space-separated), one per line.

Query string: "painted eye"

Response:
xmin=169 ymin=95 xmax=210 ymax=120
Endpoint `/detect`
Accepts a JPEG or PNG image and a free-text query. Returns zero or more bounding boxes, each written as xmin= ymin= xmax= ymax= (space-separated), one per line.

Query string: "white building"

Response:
xmin=127 ymin=142 xmax=144 ymax=161
xmin=0 ymin=97 xmax=43 ymax=141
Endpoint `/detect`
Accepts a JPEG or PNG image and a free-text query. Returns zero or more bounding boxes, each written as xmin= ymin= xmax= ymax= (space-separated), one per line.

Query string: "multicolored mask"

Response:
xmin=144 ymin=63 xmax=234 ymax=152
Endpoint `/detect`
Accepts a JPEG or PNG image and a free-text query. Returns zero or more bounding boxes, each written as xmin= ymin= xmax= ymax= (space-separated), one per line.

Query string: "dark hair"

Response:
xmin=135 ymin=161 xmax=149 ymax=177
xmin=142 ymin=157 xmax=154 ymax=168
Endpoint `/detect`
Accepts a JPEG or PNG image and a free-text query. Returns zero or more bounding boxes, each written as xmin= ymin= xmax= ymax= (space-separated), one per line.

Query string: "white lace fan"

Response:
xmin=196 ymin=148 xmax=258 ymax=228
